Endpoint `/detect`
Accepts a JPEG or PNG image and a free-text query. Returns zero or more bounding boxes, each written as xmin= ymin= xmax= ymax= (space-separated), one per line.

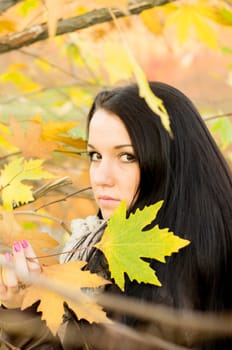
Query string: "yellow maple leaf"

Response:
xmin=8 ymin=118 xmax=57 ymax=159
xmin=140 ymin=4 xmax=176 ymax=36
xmin=0 ymin=122 xmax=18 ymax=153
xmin=0 ymin=158 xmax=55 ymax=210
xmin=0 ymin=68 xmax=42 ymax=93
xmin=110 ymin=14 xmax=172 ymax=136
xmin=192 ymin=11 xmax=218 ymax=49
xmin=22 ymin=261 xmax=111 ymax=334
xmin=103 ymin=41 xmax=133 ymax=84
xmin=96 ymin=201 xmax=190 ymax=291
xmin=166 ymin=4 xmax=218 ymax=49
xmin=140 ymin=8 xmax=163 ymax=35
xmin=129 ymin=53 xmax=172 ymax=136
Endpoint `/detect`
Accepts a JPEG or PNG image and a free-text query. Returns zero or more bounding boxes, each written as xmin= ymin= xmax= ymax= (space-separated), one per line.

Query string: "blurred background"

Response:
xmin=0 ymin=0 xmax=231 ymax=234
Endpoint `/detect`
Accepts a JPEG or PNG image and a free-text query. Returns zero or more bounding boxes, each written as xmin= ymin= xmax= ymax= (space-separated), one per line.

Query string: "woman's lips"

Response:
xmin=97 ymin=196 xmax=120 ymax=207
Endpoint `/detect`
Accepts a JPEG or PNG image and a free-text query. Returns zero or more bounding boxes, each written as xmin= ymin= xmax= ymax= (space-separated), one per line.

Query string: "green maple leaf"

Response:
xmin=95 ymin=201 xmax=190 ymax=291
xmin=0 ymin=157 xmax=55 ymax=210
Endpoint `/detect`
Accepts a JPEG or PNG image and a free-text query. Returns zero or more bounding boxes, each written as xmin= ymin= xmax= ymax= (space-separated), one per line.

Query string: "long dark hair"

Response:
xmin=87 ymin=82 xmax=232 ymax=347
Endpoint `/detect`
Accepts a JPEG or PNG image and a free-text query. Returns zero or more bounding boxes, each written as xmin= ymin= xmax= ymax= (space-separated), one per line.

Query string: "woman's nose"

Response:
xmin=91 ymin=159 xmax=114 ymax=187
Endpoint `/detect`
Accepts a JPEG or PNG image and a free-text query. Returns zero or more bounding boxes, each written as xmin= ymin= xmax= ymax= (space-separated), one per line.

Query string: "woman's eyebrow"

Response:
xmin=87 ymin=144 xmax=133 ymax=149
xmin=115 ymin=144 xmax=133 ymax=149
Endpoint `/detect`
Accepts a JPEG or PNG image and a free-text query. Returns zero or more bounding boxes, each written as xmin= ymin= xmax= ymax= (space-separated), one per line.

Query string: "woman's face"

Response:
xmin=88 ymin=109 xmax=140 ymax=219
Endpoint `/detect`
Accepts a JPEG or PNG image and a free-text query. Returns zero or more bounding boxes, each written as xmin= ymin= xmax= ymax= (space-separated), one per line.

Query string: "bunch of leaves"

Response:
xmin=140 ymin=0 xmax=232 ymax=50
xmin=0 ymin=114 xmax=109 ymax=332
xmin=7 ymin=199 xmax=190 ymax=335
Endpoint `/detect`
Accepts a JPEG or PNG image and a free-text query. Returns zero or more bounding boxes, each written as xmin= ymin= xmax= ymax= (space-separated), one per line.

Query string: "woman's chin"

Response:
xmin=100 ymin=207 xmax=119 ymax=220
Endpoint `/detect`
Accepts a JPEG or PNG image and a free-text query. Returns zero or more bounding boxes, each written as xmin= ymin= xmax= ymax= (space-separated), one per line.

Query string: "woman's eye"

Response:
xmin=120 ymin=153 xmax=136 ymax=163
xmin=88 ymin=151 xmax=101 ymax=161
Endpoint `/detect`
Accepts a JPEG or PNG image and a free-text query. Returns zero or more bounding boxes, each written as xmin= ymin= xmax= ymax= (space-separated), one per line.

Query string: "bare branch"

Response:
xmin=204 ymin=112 xmax=232 ymax=122
xmin=34 ymin=186 xmax=92 ymax=211
xmin=13 ymin=210 xmax=71 ymax=233
xmin=0 ymin=0 xmax=23 ymax=14
xmin=0 ymin=0 xmax=175 ymax=54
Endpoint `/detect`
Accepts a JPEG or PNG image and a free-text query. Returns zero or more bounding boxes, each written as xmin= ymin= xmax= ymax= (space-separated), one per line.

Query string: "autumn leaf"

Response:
xmin=95 ymin=201 xmax=190 ymax=291
xmin=0 ymin=157 xmax=55 ymax=210
xmin=140 ymin=4 xmax=176 ymax=36
xmin=0 ymin=19 xmax=16 ymax=34
xmin=166 ymin=4 xmax=218 ymax=49
xmin=140 ymin=8 xmax=163 ymax=36
xmin=0 ymin=66 xmax=42 ymax=92
xmin=103 ymin=41 xmax=132 ymax=83
xmin=0 ymin=122 xmax=18 ymax=153
xmin=110 ymin=14 xmax=172 ymax=136
xmin=22 ymin=261 xmax=111 ymax=334
xmin=17 ymin=0 xmax=40 ymax=17
xmin=33 ymin=117 xmax=87 ymax=151
xmin=8 ymin=118 xmax=57 ymax=159
xmin=0 ymin=211 xmax=59 ymax=265
xmin=128 ymin=52 xmax=172 ymax=137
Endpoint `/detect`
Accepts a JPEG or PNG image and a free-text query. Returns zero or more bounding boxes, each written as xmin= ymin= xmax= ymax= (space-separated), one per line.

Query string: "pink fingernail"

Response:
xmin=13 ymin=241 xmax=21 ymax=252
xmin=21 ymin=240 xmax=29 ymax=248
xmin=5 ymin=252 xmax=12 ymax=261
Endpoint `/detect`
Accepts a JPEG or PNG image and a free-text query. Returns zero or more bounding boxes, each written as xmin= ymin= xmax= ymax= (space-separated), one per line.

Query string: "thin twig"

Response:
xmin=0 ymin=152 xmax=21 ymax=161
xmin=0 ymin=335 xmax=20 ymax=350
xmin=13 ymin=210 xmax=71 ymax=233
xmin=204 ymin=112 xmax=232 ymax=122
xmin=34 ymin=186 xmax=92 ymax=211
xmin=19 ymin=48 xmax=80 ymax=80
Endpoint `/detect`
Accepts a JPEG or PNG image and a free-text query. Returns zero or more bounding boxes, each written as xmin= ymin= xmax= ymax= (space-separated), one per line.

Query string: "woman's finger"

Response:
xmin=0 ymin=251 xmax=27 ymax=309
xmin=21 ymin=240 xmax=41 ymax=273
xmin=12 ymin=241 xmax=29 ymax=280
xmin=4 ymin=253 xmax=18 ymax=293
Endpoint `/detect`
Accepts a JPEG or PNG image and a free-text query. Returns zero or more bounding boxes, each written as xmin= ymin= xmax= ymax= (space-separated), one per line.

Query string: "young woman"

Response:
xmin=0 ymin=82 xmax=231 ymax=349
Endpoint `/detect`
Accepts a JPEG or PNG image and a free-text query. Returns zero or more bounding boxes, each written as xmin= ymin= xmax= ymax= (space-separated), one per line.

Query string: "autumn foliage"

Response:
xmin=0 ymin=0 xmax=231 ymax=346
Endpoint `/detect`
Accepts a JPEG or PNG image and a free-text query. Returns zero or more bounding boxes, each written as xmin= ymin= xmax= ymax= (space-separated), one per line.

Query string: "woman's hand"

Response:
xmin=0 ymin=240 xmax=41 ymax=309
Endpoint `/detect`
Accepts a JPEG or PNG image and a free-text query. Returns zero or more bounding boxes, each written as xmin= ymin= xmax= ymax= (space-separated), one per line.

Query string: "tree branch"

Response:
xmin=0 ymin=0 xmax=175 ymax=54
xmin=0 ymin=0 xmax=23 ymax=14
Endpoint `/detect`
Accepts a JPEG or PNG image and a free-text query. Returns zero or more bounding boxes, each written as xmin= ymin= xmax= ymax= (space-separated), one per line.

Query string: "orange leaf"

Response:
xmin=19 ymin=229 xmax=59 ymax=266
xmin=8 ymin=118 xmax=57 ymax=159
xmin=0 ymin=212 xmax=59 ymax=265
xmin=0 ymin=211 xmax=22 ymax=247
xmin=22 ymin=261 xmax=111 ymax=334
xmin=0 ymin=19 xmax=16 ymax=34
xmin=33 ymin=117 xmax=86 ymax=150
